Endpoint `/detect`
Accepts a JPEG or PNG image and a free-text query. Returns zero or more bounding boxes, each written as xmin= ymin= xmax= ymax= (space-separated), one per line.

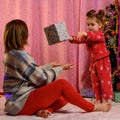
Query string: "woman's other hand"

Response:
xmin=62 ymin=64 xmax=73 ymax=70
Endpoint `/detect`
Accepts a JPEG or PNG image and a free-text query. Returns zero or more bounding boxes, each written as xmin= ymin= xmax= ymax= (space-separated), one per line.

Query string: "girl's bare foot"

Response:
xmin=36 ymin=110 xmax=52 ymax=118
xmin=102 ymin=98 xmax=108 ymax=103
xmin=94 ymin=102 xmax=112 ymax=112
xmin=94 ymin=99 xmax=101 ymax=104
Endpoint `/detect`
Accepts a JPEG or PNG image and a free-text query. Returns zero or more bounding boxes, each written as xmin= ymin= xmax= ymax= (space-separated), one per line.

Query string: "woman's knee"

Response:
xmin=55 ymin=79 xmax=69 ymax=85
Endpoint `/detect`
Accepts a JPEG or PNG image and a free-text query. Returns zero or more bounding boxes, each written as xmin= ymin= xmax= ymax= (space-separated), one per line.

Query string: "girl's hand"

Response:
xmin=62 ymin=64 xmax=73 ymax=70
xmin=77 ymin=32 xmax=87 ymax=39
xmin=69 ymin=36 xmax=73 ymax=42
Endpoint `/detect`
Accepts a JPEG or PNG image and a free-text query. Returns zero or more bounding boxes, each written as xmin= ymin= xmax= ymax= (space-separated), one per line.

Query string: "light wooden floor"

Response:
xmin=0 ymin=96 xmax=120 ymax=120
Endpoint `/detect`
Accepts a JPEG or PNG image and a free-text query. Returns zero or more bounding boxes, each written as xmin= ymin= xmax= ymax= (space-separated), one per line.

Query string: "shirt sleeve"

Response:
xmin=42 ymin=66 xmax=63 ymax=84
xmin=38 ymin=64 xmax=63 ymax=84
xmin=87 ymin=31 xmax=104 ymax=42
xmin=41 ymin=64 xmax=52 ymax=70
xmin=21 ymin=54 xmax=64 ymax=86
xmin=22 ymin=62 xmax=63 ymax=86
xmin=6 ymin=51 xmax=63 ymax=87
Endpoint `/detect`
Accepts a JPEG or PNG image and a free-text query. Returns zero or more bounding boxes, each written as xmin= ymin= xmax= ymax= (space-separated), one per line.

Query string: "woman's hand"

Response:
xmin=62 ymin=64 xmax=73 ymax=70
xmin=50 ymin=62 xmax=73 ymax=70
xmin=50 ymin=62 xmax=62 ymax=67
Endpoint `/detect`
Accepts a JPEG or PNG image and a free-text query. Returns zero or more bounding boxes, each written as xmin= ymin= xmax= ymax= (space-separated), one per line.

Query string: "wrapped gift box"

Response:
xmin=44 ymin=22 xmax=70 ymax=45
xmin=80 ymin=88 xmax=95 ymax=98
xmin=113 ymin=91 xmax=120 ymax=102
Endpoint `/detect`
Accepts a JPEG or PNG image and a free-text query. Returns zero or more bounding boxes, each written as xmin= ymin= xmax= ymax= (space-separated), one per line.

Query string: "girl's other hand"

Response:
xmin=77 ymin=32 xmax=87 ymax=38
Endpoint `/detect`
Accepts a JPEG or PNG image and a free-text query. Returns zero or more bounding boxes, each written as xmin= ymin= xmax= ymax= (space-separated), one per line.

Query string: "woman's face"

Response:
xmin=86 ymin=17 xmax=102 ymax=32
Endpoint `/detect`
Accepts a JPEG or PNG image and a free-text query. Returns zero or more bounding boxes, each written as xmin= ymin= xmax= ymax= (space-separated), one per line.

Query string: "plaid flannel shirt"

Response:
xmin=3 ymin=50 xmax=62 ymax=115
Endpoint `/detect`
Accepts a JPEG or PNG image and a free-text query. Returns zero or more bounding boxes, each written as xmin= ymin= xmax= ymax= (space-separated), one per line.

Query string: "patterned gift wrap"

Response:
xmin=80 ymin=88 xmax=95 ymax=98
xmin=44 ymin=22 xmax=70 ymax=45
xmin=113 ymin=91 xmax=120 ymax=102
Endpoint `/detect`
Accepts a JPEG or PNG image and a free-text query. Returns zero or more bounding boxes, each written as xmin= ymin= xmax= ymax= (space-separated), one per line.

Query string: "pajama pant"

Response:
xmin=90 ymin=57 xmax=113 ymax=101
xmin=18 ymin=79 xmax=94 ymax=115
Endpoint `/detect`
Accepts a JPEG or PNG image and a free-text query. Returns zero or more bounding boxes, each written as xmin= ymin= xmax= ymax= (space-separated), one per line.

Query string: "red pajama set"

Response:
xmin=71 ymin=30 xmax=113 ymax=101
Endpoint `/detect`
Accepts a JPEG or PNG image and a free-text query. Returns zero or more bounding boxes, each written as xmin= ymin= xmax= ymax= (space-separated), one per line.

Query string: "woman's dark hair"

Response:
xmin=86 ymin=9 xmax=105 ymax=24
xmin=4 ymin=19 xmax=28 ymax=53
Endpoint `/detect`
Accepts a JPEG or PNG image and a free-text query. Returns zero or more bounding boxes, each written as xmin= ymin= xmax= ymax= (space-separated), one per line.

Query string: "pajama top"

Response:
xmin=71 ymin=30 xmax=109 ymax=63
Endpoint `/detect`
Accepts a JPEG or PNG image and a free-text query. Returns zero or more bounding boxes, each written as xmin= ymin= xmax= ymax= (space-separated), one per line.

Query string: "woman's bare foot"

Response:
xmin=94 ymin=102 xmax=112 ymax=112
xmin=36 ymin=110 xmax=52 ymax=118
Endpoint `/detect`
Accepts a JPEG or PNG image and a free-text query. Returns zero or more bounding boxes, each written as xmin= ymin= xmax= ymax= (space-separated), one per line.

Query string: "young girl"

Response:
xmin=69 ymin=9 xmax=113 ymax=104
xmin=3 ymin=19 xmax=111 ymax=118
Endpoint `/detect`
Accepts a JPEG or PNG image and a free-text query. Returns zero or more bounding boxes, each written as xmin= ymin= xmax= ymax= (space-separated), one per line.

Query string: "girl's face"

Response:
xmin=86 ymin=17 xmax=102 ymax=32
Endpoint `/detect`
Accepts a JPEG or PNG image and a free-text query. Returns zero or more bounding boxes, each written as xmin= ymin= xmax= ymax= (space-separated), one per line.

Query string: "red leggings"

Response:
xmin=18 ymin=79 xmax=94 ymax=115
